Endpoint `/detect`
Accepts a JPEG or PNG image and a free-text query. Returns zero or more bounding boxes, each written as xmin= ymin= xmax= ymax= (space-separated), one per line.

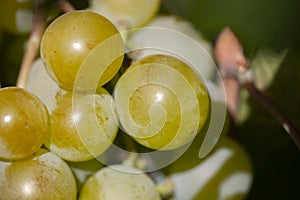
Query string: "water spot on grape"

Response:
xmin=87 ymin=43 xmax=93 ymax=50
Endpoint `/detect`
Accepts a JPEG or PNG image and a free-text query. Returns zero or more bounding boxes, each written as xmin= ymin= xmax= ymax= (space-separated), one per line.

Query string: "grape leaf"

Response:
xmin=251 ymin=48 xmax=288 ymax=90
xmin=237 ymin=48 xmax=288 ymax=123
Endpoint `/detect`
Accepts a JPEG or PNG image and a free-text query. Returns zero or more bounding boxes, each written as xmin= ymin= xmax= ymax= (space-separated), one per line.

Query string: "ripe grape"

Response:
xmin=89 ymin=0 xmax=161 ymax=29
xmin=25 ymin=58 xmax=61 ymax=113
xmin=40 ymin=10 xmax=124 ymax=91
xmin=79 ymin=164 xmax=160 ymax=200
xmin=126 ymin=15 xmax=216 ymax=80
xmin=168 ymin=137 xmax=253 ymax=200
xmin=0 ymin=149 xmax=77 ymax=199
xmin=114 ymin=54 xmax=210 ymax=150
xmin=45 ymin=89 xmax=118 ymax=162
xmin=0 ymin=87 xmax=50 ymax=161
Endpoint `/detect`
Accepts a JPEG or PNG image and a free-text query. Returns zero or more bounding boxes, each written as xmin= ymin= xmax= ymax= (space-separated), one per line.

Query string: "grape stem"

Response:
xmin=16 ymin=0 xmax=74 ymax=88
xmin=55 ymin=0 xmax=75 ymax=12
xmin=242 ymin=80 xmax=300 ymax=150
xmin=215 ymin=27 xmax=300 ymax=150
xmin=16 ymin=0 xmax=46 ymax=88
xmin=156 ymin=178 xmax=173 ymax=199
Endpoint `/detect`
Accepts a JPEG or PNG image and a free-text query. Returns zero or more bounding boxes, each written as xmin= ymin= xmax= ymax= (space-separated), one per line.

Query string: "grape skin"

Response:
xmin=127 ymin=15 xmax=215 ymax=80
xmin=114 ymin=54 xmax=210 ymax=150
xmin=79 ymin=164 xmax=160 ymax=200
xmin=40 ymin=10 xmax=124 ymax=91
xmin=167 ymin=137 xmax=253 ymax=200
xmin=45 ymin=90 xmax=118 ymax=162
xmin=0 ymin=87 xmax=50 ymax=161
xmin=89 ymin=0 xmax=161 ymax=29
xmin=0 ymin=149 xmax=77 ymax=199
xmin=25 ymin=58 xmax=61 ymax=113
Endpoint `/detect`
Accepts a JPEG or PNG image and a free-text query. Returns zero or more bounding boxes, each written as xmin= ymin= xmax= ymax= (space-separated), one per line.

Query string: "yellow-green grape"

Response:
xmin=168 ymin=137 xmax=253 ymax=200
xmin=0 ymin=87 xmax=50 ymax=161
xmin=89 ymin=0 xmax=161 ymax=29
xmin=126 ymin=15 xmax=215 ymax=80
xmin=45 ymin=89 xmax=118 ymax=162
xmin=40 ymin=10 xmax=124 ymax=91
xmin=79 ymin=164 xmax=160 ymax=200
xmin=114 ymin=54 xmax=210 ymax=150
xmin=0 ymin=149 xmax=77 ymax=199
xmin=0 ymin=0 xmax=34 ymax=34
xmin=25 ymin=58 xmax=61 ymax=113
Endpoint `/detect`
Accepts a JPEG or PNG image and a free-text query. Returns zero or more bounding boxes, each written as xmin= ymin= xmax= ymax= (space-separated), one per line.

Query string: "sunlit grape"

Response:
xmin=45 ymin=89 xmax=118 ymax=162
xmin=40 ymin=10 xmax=124 ymax=91
xmin=0 ymin=149 xmax=77 ymax=199
xmin=114 ymin=54 xmax=210 ymax=150
xmin=79 ymin=164 xmax=160 ymax=200
xmin=89 ymin=0 xmax=161 ymax=29
xmin=0 ymin=87 xmax=50 ymax=161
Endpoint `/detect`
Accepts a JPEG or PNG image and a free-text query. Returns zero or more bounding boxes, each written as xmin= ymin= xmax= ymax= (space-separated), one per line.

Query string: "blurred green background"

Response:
xmin=0 ymin=0 xmax=300 ymax=199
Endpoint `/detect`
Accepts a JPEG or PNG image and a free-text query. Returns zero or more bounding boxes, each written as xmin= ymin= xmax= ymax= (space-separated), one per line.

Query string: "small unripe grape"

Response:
xmin=0 ymin=149 xmax=77 ymax=199
xmin=40 ymin=10 xmax=124 ymax=91
xmin=114 ymin=54 xmax=210 ymax=150
xmin=46 ymin=89 xmax=118 ymax=162
xmin=79 ymin=164 xmax=160 ymax=200
xmin=0 ymin=87 xmax=50 ymax=161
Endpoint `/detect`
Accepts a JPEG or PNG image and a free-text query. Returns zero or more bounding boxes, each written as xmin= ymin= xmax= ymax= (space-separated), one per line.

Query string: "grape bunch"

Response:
xmin=0 ymin=0 xmax=253 ymax=199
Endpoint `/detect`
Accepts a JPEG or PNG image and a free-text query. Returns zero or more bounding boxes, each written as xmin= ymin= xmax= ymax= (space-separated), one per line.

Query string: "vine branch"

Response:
xmin=242 ymin=81 xmax=300 ymax=149
xmin=215 ymin=27 xmax=300 ymax=150
xmin=16 ymin=0 xmax=46 ymax=88
xmin=16 ymin=0 xmax=74 ymax=88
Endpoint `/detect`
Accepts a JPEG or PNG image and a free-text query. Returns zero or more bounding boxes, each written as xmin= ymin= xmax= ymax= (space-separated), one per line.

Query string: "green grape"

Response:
xmin=114 ymin=54 xmax=210 ymax=150
xmin=25 ymin=58 xmax=61 ymax=113
xmin=127 ymin=15 xmax=215 ymax=80
xmin=168 ymin=137 xmax=253 ymax=200
xmin=0 ymin=149 xmax=77 ymax=199
xmin=0 ymin=87 xmax=50 ymax=161
xmin=89 ymin=0 xmax=161 ymax=29
xmin=45 ymin=89 xmax=118 ymax=162
xmin=40 ymin=10 xmax=124 ymax=91
xmin=0 ymin=0 xmax=34 ymax=34
xmin=79 ymin=164 xmax=160 ymax=200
